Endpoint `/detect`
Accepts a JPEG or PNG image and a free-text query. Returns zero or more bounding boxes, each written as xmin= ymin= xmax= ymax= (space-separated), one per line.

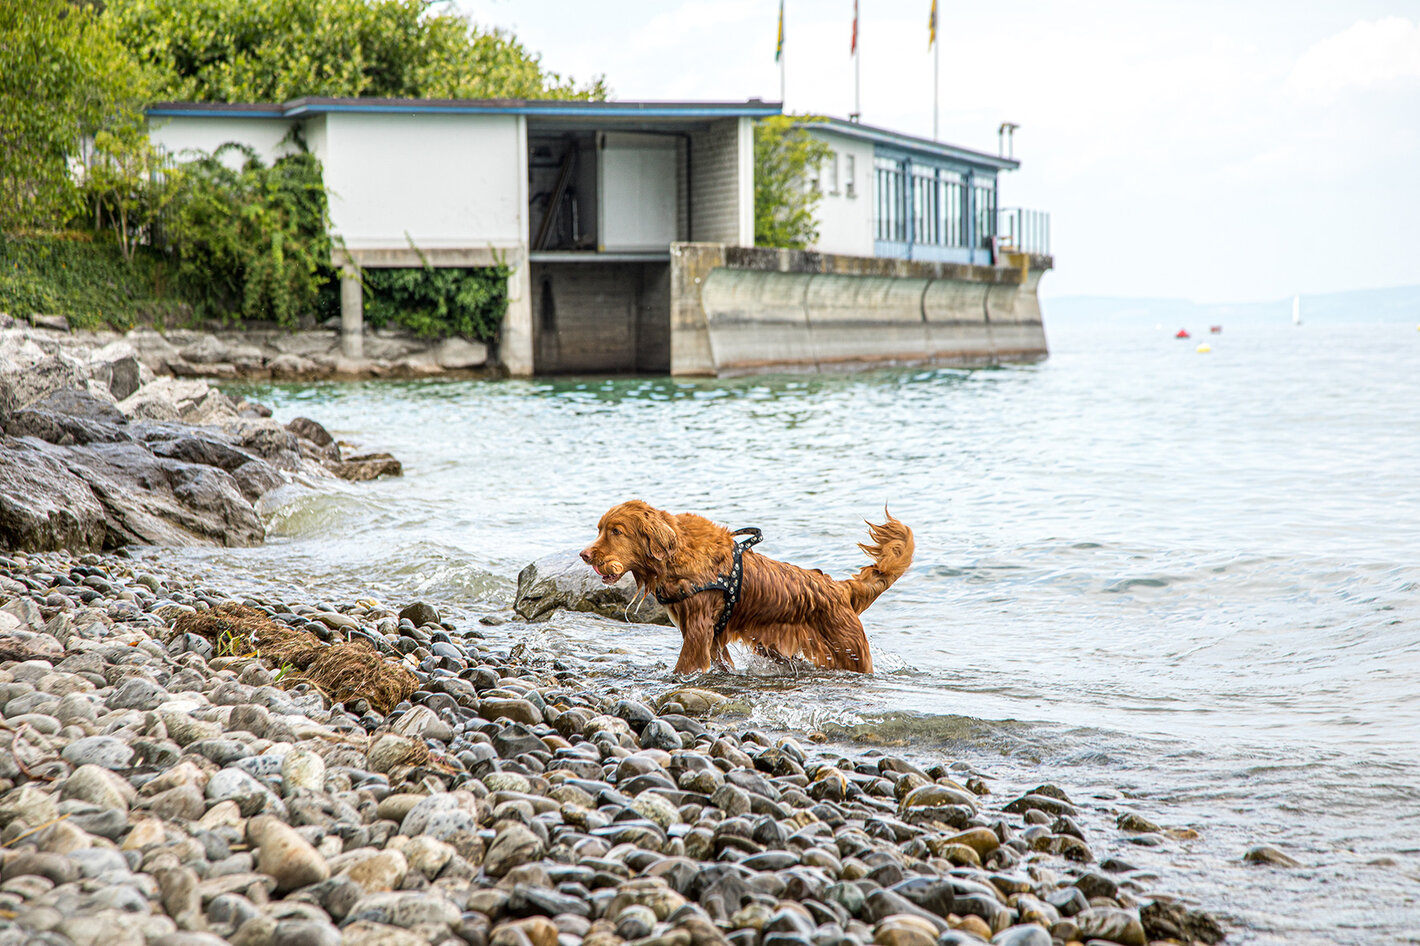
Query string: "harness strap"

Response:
xmin=654 ymin=528 xmax=762 ymax=637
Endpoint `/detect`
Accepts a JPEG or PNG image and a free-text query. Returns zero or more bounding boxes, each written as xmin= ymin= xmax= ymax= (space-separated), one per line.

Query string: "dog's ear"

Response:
xmin=642 ymin=509 xmax=679 ymax=563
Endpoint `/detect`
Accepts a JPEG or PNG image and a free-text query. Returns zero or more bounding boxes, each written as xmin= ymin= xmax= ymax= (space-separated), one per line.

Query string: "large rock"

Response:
xmin=514 ymin=550 xmax=669 ymax=625
xmin=55 ymin=439 xmax=264 ymax=547
xmin=0 ymin=333 xmax=88 ymax=423
xmin=5 ymin=388 xmax=132 ymax=446
xmin=434 ymin=337 xmax=488 ymax=370
xmin=86 ymin=340 xmax=146 ymax=400
xmin=118 ymin=377 xmax=239 ymax=425
xmin=0 ymin=437 xmax=108 ymax=550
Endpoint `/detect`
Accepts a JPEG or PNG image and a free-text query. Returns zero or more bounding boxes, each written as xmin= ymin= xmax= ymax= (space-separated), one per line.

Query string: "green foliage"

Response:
xmin=754 ymin=115 xmax=834 ymax=250
xmin=0 ymin=0 xmax=152 ymax=231
xmin=164 ymin=144 xmax=333 ymax=326
xmin=83 ymin=127 xmax=178 ymax=262
xmin=363 ymin=262 xmax=510 ymax=342
xmin=106 ymin=0 xmax=608 ymax=103
xmin=0 ymin=233 xmax=179 ymax=330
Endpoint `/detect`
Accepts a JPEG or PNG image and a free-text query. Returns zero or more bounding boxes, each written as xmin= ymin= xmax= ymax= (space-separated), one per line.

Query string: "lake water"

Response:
xmin=170 ymin=318 xmax=1420 ymax=944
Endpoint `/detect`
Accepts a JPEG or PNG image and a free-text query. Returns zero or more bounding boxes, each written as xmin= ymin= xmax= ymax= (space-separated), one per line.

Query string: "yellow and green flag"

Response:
xmin=929 ymin=0 xmax=938 ymax=49
xmin=776 ymin=0 xmax=784 ymax=62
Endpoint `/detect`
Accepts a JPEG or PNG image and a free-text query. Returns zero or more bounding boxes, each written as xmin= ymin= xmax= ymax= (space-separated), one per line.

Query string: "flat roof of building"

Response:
xmin=809 ymin=117 xmax=1020 ymax=171
xmin=147 ymin=98 xmax=783 ymax=120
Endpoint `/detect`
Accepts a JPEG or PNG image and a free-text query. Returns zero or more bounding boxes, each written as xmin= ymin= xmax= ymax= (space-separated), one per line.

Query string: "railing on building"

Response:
xmin=997 ymin=208 xmax=1050 ymax=255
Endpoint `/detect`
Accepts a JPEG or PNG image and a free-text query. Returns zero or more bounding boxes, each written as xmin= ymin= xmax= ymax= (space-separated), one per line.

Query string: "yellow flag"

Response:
xmin=929 ymin=0 xmax=937 ymax=49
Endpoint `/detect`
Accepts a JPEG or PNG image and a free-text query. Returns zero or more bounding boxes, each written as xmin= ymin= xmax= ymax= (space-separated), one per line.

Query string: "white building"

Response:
xmin=803 ymin=118 xmax=1046 ymax=267
xmin=148 ymin=99 xmax=1051 ymax=377
xmin=148 ymin=97 xmax=776 ymax=374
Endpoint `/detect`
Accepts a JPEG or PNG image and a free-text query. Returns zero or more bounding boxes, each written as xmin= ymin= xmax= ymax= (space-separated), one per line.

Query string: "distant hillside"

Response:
xmin=1043 ymin=285 xmax=1420 ymax=326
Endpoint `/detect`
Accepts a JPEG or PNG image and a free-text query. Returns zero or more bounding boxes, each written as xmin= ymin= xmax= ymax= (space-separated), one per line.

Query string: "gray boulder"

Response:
xmin=5 ymin=388 xmax=132 ymax=446
xmin=57 ymin=440 xmax=265 ymax=547
xmin=0 ymin=437 xmax=108 ymax=550
xmin=514 ymin=550 xmax=669 ymax=625
xmin=0 ymin=342 xmax=88 ymax=423
xmin=86 ymin=341 xmax=145 ymax=400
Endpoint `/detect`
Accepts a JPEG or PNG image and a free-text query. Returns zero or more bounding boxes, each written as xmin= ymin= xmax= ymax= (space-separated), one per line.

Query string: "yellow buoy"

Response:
xmin=1196 ymin=343 xmax=1211 ymax=353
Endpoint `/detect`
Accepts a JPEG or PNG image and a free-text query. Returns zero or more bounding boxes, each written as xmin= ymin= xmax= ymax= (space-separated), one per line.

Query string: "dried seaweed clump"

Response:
xmin=171 ymin=602 xmax=323 ymax=668
xmin=288 ymin=640 xmax=418 ymax=714
xmin=170 ymin=603 xmax=414 ymax=712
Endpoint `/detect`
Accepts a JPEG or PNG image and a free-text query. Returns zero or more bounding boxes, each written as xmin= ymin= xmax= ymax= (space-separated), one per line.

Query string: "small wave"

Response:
xmin=1102 ymin=576 xmax=1172 ymax=592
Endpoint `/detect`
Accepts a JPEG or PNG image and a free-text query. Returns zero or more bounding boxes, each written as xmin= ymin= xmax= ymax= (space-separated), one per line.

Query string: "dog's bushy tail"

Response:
xmin=843 ymin=510 xmax=914 ymax=614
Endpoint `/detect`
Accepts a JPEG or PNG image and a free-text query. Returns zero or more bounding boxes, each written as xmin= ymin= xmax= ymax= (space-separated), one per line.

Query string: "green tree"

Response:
xmin=0 ymin=0 xmax=150 ymax=231
xmin=754 ymin=115 xmax=834 ymax=250
xmin=105 ymin=0 xmax=608 ymax=103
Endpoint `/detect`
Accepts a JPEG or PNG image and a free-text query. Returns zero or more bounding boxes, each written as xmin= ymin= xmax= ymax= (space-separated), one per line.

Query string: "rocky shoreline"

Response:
xmin=11 ymin=315 xmax=493 ymax=382
xmin=0 ymin=547 xmax=1227 ymax=946
xmin=0 ymin=318 xmax=402 ymax=552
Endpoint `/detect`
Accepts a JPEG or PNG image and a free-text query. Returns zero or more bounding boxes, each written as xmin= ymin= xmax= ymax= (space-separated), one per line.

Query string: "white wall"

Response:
xmin=321 ymin=112 xmax=525 ymax=251
xmin=736 ymin=116 xmax=754 ymax=248
xmin=598 ymin=132 xmax=677 ymax=251
xmin=149 ymin=116 xmax=300 ymax=169
xmin=807 ymin=129 xmax=875 ymax=257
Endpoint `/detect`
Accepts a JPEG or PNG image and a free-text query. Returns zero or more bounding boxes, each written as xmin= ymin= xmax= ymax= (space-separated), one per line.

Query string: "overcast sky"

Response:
xmin=456 ymin=1 xmax=1420 ymax=302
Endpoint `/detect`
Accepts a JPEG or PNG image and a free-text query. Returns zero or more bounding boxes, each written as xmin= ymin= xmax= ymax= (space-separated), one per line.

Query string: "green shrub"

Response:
xmin=0 ymin=232 xmax=180 ymax=330
xmin=363 ymin=263 xmax=510 ymax=342
xmin=164 ymin=144 xmax=333 ymax=326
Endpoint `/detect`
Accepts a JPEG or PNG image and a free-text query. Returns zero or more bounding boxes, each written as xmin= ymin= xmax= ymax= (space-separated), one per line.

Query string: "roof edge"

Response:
xmin=147 ymin=98 xmax=783 ymax=120
xmin=805 ymin=117 xmax=1021 ymax=170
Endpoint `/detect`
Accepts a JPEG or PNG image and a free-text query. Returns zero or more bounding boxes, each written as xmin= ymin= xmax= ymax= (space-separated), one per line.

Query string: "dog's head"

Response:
xmin=580 ymin=500 xmax=679 ymax=584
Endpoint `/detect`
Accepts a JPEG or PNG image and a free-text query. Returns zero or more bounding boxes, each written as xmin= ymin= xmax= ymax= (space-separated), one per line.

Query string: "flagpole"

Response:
xmin=776 ymin=0 xmax=786 ymax=106
xmin=933 ymin=28 xmax=939 ymax=140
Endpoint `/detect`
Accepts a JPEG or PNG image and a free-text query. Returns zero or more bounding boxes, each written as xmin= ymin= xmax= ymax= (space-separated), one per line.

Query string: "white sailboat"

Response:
xmin=1292 ymin=294 xmax=1302 ymax=326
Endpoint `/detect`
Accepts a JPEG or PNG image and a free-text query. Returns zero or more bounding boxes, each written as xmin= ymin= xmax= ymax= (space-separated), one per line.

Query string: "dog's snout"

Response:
xmin=579 ymin=547 xmax=593 ymax=564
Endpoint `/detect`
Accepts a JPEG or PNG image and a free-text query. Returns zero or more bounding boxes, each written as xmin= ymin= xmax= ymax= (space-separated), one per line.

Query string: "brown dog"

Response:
xmin=580 ymin=501 xmax=913 ymax=674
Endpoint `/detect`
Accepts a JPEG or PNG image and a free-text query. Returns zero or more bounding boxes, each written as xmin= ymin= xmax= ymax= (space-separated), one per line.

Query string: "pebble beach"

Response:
xmin=0 ymin=548 xmax=1225 ymax=946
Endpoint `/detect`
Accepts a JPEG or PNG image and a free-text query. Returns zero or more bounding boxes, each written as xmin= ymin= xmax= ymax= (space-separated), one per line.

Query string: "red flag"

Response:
xmin=851 ymin=0 xmax=858 ymax=55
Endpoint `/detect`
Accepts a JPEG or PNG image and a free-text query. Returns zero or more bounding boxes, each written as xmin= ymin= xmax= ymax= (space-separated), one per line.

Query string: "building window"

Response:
xmin=826 ymin=152 xmax=839 ymax=195
xmin=942 ymin=172 xmax=963 ymax=246
xmin=845 ymin=154 xmax=856 ymax=198
xmin=973 ymin=180 xmax=996 ymax=248
xmin=874 ymin=156 xmax=904 ymax=242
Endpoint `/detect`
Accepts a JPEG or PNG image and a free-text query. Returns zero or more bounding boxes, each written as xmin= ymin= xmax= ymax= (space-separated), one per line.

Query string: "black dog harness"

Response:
xmin=654 ymin=527 xmax=762 ymax=638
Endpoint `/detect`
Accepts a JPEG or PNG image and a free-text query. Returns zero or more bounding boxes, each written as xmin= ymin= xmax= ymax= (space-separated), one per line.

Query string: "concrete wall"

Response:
xmin=149 ymin=116 xmax=303 ymax=169
xmin=807 ymin=130 xmax=875 ymax=257
xmin=320 ymin=112 xmax=525 ymax=251
xmin=531 ymin=262 xmax=670 ymax=374
xmin=669 ymin=244 xmax=1050 ymax=376
xmin=690 ymin=118 xmax=751 ymax=246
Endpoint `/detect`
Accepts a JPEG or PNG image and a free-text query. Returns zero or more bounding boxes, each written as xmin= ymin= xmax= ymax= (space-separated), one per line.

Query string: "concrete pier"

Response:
xmin=668 ymin=243 xmax=1051 ymax=376
xmin=338 ymin=265 xmax=363 ymax=360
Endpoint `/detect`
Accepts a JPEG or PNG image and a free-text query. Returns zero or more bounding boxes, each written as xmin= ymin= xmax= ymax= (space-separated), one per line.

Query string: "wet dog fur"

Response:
xmin=581 ymin=501 xmax=913 ymax=674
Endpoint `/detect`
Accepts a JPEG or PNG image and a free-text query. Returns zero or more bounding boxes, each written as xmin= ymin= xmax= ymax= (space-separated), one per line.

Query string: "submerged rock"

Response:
xmin=514 ymin=549 xmax=669 ymax=624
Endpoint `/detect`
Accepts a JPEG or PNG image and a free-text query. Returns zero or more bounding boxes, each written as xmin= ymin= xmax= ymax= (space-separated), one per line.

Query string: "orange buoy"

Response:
xmin=1175 ymin=329 xmax=1191 ymax=339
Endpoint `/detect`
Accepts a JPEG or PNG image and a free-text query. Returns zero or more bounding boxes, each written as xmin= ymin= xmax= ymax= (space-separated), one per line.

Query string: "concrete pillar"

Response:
xmin=339 ymin=265 xmax=363 ymax=360
xmin=500 ymin=252 xmax=534 ymax=376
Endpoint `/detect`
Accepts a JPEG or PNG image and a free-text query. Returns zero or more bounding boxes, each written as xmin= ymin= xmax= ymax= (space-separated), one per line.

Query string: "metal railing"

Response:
xmin=997 ymin=207 xmax=1050 ymax=255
